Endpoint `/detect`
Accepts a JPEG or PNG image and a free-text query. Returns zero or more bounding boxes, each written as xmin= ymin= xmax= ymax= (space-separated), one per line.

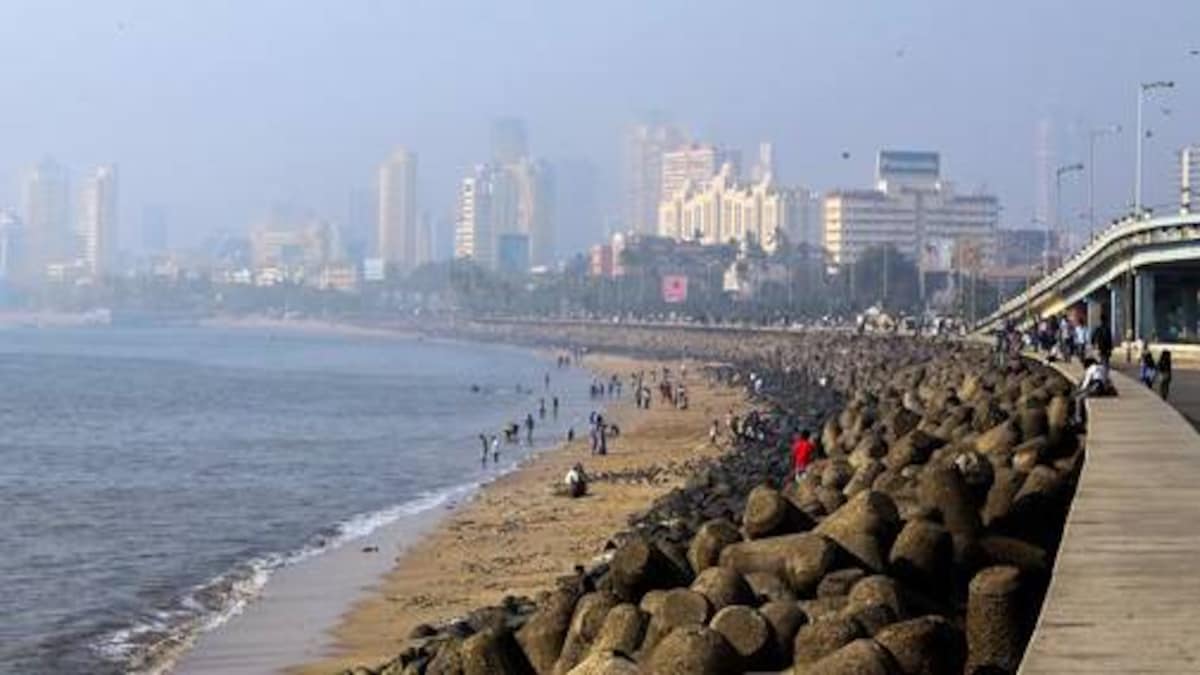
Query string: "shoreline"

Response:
xmin=161 ymin=332 xmax=599 ymax=675
xmin=288 ymin=353 xmax=748 ymax=675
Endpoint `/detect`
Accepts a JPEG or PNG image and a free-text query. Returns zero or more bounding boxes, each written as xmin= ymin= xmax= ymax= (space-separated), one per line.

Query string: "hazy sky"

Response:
xmin=1 ymin=0 xmax=1199 ymax=255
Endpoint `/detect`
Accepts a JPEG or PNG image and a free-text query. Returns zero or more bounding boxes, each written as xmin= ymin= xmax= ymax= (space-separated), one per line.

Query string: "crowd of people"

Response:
xmin=997 ymin=313 xmax=1175 ymax=403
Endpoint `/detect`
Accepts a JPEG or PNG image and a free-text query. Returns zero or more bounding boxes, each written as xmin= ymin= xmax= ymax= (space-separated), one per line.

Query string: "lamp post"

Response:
xmin=1088 ymin=124 xmax=1121 ymax=236
xmin=1135 ymin=80 xmax=1174 ymax=215
xmin=1055 ymin=162 xmax=1084 ymax=258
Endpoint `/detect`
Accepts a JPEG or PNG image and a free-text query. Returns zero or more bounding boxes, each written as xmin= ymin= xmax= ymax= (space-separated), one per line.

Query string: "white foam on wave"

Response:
xmin=94 ymin=480 xmax=482 ymax=675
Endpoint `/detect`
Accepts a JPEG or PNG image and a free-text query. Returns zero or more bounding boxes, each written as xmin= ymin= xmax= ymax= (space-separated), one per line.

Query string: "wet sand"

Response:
xmin=291 ymin=353 xmax=747 ymax=675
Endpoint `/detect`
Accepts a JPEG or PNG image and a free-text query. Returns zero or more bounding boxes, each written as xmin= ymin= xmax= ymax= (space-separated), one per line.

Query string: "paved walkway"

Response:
xmin=1019 ymin=366 xmax=1200 ymax=673
xmin=1113 ymin=361 xmax=1200 ymax=430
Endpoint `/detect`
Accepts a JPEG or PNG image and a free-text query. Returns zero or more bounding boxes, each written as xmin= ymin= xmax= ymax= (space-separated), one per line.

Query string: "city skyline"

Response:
xmin=2 ymin=1 xmax=1199 ymax=258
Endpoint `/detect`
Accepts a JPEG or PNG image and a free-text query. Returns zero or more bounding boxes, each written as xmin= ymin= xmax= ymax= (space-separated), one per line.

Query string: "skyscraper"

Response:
xmin=454 ymin=159 xmax=554 ymax=270
xmin=622 ymin=121 xmax=685 ymax=234
xmin=78 ymin=164 xmax=119 ymax=276
xmin=518 ymin=158 xmax=555 ymax=268
xmin=751 ymin=142 xmax=776 ymax=183
xmin=21 ymin=157 xmax=70 ymax=277
xmin=377 ymin=147 xmax=419 ymax=271
xmin=660 ymin=143 xmax=742 ymax=204
xmin=455 ymin=168 xmax=494 ymax=265
xmin=0 ymin=210 xmax=25 ymax=282
xmin=491 ymin=118 xmax=529 ymax=164
xmin=416 ymin=211 xmax=434 ymax=267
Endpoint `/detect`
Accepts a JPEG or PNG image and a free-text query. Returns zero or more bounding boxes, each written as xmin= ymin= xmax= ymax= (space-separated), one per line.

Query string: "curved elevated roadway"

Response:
xmin=976 ymin=212 xmax=1200 ymax=346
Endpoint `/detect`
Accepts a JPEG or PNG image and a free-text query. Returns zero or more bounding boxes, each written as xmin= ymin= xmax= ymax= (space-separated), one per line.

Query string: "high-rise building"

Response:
xmin=491 ymin=117 xmax=529 ymax=164
xmin=622 ymin=121 xmax=685 ymax=234
xmin=455 ymin=168 xmax=494 ymax=265
xmin=377 ymin=148 xmax=419 ymax=271
xmin=415 ymin=211 xmax=434 ymax=267
xmin=661 ymin=143 xmax=742 ymax=204
xmin=78 ymin=164 xmax=119 ymax=276
xmin=657 ymin=164 xmax=807 ymax=253
xmin=21 ymin=157 xmax=70 ymax=277
xmin=751 ymin=142 xmax=776 ymax=183
xmin=516 ymin=158 xmax=555 ymax=267
xmin=823 ymin=150 xmax=999 ymax=267
xmin=0 ymin=210 xmax=25 ymax=282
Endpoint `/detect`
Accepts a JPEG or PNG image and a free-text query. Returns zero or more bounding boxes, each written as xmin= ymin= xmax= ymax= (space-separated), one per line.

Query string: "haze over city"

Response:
xmin=3 ymin=0 xmax=1200 ymax=258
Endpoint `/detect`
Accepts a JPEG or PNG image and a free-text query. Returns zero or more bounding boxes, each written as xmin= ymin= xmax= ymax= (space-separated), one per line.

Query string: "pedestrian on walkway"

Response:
xmin=1158 ymin=349 xmax=1173 ymax=401
xmin=1091 ymin=318 xmax=1114 ymax=367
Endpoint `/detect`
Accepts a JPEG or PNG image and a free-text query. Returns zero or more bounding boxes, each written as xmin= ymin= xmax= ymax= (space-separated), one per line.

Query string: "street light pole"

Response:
xmin=1088 ymin=124 xmax=1121 ymax=237
xmin=1055 ymin=162 xmax=1084 ymax=257
xmin=1135 ymin=81 xmax=1174 ymax=215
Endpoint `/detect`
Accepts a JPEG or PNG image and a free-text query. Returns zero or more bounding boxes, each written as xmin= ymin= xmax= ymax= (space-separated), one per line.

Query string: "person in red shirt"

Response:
xmin=791 ymin=429 xmax=815 ymax=480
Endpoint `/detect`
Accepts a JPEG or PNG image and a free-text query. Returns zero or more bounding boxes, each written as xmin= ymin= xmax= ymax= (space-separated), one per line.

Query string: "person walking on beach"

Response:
xmin=1158 ymin=349 xmax=1173 ymax=401
xmin=479 ymin=433 xmax=489 ymax=466
xmin=539 ymin=398 xmax=547 ymax=418
xmin=525 ymin=413 xmax=535 ymax=443
xmin=709 ymin=419 xmax=720 ymax=445
xmin=552 ymin=396 xmax=559 ymax=418
xmin=544 ymin=372 xmax=551 ymax=390
xmin=490 ymin=435 xmax=500 ymax=464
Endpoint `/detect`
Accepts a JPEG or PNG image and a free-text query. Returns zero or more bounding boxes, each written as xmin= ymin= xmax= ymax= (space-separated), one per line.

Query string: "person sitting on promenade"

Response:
xmin=791 ymin=429 xmax=815 ymax=483
xmin=1158 ymin=349 xmax=1173 ymax=401
xmin=1074 ymin=356 xmax=1114 ymax=425
xmin=564 ymin=463 xmax=588 ymax=498
xmin=1140 ymin=348 xmax=1158 ymax=388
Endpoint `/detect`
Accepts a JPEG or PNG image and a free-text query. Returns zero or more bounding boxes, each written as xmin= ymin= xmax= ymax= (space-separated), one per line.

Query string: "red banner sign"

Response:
xmin=661 ymin=275 xmax=688 ymax=303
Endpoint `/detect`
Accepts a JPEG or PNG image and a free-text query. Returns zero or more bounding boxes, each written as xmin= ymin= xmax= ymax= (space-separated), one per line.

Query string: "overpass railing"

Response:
xmin=976 ymin=212 xmax=1200 ymax=333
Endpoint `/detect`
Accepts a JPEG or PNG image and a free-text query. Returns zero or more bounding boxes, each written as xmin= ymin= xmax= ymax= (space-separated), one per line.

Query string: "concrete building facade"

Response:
xmin=622 ymin=122 xmax=685 ymax=234
xmin=454 ymin=159 xmax=554 ymax=270
xmin=78 ymin=164 xmax=118 ymax=277
xmin=377 ymin=147 xmax=418 ymax=271
xmin=657 ymin=164 xmax=808 ymax=253
xmin=660 ymin=143 xmax=742 ymax=205
xmin=823 ymin=150 xmax=999 ymax=267
xmin=21 ymin=158 xmax=70 ymax=279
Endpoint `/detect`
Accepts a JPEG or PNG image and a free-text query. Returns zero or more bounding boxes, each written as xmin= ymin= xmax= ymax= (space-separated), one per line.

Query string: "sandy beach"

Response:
xmin=291 ymin=353 xmax=747 ymax=674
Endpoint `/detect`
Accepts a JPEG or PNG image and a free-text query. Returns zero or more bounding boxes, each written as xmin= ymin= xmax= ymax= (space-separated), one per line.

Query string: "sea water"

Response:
xmin=0 ymin=325 xmax=593 ymax=674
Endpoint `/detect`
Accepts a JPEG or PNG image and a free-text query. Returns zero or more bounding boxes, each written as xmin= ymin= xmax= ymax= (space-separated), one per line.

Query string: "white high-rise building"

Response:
xmin=21 ymin=158 xmax=70 ymax=277
xmin=377 ymin=147 xmax=419 ymax=271
xmin=78 ymin=164 xmax=119 ymax=276
xmin=454 ymin=159 xmax=554 ymax=270
xmin=622 ymin=121 xmax=685 ymax=234
xmin=455 ymin=168 xmax=494 ymax=266
xmin=658 ymin=164 xmax=807 ymax=253
xmin=660 ymin=143 xmax=742 ymax=204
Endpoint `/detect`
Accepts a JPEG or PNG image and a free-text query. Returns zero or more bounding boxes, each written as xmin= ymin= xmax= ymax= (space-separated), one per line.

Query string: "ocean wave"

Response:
xmin=94 ymin=481 xmax=481 ymax=674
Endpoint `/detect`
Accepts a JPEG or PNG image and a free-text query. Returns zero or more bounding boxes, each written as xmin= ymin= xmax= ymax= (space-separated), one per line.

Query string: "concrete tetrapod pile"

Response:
xmin=350 ymin=344 xmax=1080 ymax=675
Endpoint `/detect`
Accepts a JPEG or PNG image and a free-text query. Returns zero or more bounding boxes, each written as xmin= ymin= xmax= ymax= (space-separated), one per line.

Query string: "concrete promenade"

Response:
xmin=1019 ymin=365 xmax=1200 ymax=673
